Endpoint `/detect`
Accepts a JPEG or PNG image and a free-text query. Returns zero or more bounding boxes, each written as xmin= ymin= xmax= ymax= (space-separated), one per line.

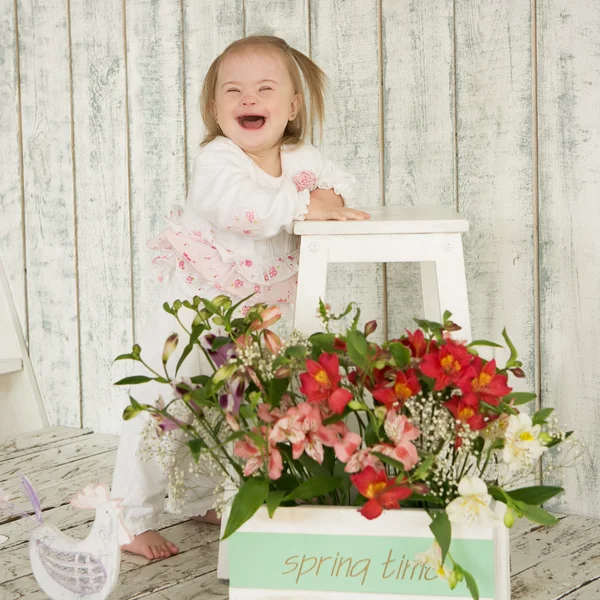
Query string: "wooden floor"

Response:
xmin=0 ymin=428 xmax=598 ymax=600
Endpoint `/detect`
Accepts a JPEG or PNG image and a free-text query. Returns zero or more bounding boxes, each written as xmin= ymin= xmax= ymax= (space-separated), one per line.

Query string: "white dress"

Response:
xmin=111 ymin=136 xmax=356 ymax=535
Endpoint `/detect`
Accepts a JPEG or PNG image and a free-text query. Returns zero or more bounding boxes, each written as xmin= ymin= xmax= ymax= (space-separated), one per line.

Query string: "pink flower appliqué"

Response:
xmin=293 ymin=170 xmax=317 ymax=192
xmin=245 ymin=211 xmax=256 ymax=223
xmin=242 ymin=259 xmax=253 ymax=267
xmin=269 ymin=266 xmax=278 ymax=278
xmin=233 ymin=279 xmax=244 ymax=289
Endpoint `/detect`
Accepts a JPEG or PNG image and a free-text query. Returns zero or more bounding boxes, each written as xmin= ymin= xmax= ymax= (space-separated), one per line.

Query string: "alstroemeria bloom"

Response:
xmin=345 ymin=449 xmax=383 ymax=473
xmin=299 ymin=353 xmax=353 ymax=414
xmin=445 ymin=475 xmax=498 ymax=525
xmin=502 ymin=412 xmax=546 ymax=471
xmin=459 ymin=357 xmax=512 ymax=407
xmin=372 ymin=369 xmax=421 ymax=409
xmin=219 ymin=376 xmax=245 ymax=414
xmin=420 ymin=341 xmax=474 ymax=390
xmin=328 ymin=422 xmax=363 ymax=463
xmin=415 ymin=541 xmax=452 ymax=581
xmin=372 ymin=412 xmax=420 ymax=470
xmin=269 ymin=404 xmax=337 ymax=464
xmin=263 ymin=329 xmax=283 ymax=354
xmin=444 ymin=394 xmax=487 ymax=432
xmin=249 ymin=305 xmax=281 ymax=332
xmin=202 ymin=334 xmax=237 ymax=368
xmin=234 ymin=428 xmax=283 ymax=480
xmin=401 ymin=328 xmax=436 ymax=359
xmin=351 ymin=466 xmax=413 ymax=519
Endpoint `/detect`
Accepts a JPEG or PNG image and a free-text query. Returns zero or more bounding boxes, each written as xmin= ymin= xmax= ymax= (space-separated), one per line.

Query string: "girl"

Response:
xmin=111 ymin=35 xmax=369 ymax=560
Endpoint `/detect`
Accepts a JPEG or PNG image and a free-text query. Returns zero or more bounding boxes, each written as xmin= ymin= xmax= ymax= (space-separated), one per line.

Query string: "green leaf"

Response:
xmin=388 ymin=341 xmax=411 ymax=369
xmin=285 ymin=345 xmax=306 ymax=359
xmin=123 ymin=405 xmax=143 ymax=420
xmin=309 ymin=333 xmax=337 ymax=353
xmin=187 ymin=438 xmax=205 ymax=462
xmin=297 ymin=453 xmax=332 ymax=478
xmin=114 ymin=375 xmax=153 ymax=386
xmin=461 ymin=566 xmax=480 ymax=600
xmin=372 ymin=452 xmax=406 ymax=474
xmin=429 ymin=510 xmax=451 ymax=563
xmin=442 ymin=310 xmax=452 ymax=323
xmin=412 ymin=455 xmax=435 ymax=480
xmin=269 ymin=377 xmax=289 ymax=407
xmin=503 ymin=391 xmax=537 ymax=406
xmin=466 ymin=339 xmax=503 ymax=349
xmin=266 ymin=490 xmax=287 ymax=518
xmin=532 ymin=407 xmax=554 ymax=426
xmin=502 ymin=328 xmax=519 ymax=368
xmin=113 ymin=353 xmax=134 ymax=362
xmin=222 ymin=478 xmax=269 ymax=540
xmin=284 ymin=476 xmax=343 ymax=502
xmin=347 ymin=330 xmax=368 ymax=368
xmin=506 ymin=485 xmax=564 ymax=505
xmin=211 ymin=336 xmax=232 ymax=350
xmin=512 ymin=501 xmax=559 ymax=526
xmin=200 ymin=297 xmax=220 ymax=315
xmin=175 ymin=343 xmax=194 ymax=376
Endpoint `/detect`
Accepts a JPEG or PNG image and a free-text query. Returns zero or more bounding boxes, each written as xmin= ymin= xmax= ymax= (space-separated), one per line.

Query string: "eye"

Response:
xmin=259 ymin=86 xmax=272 ymax=92
xmin=226 ymin=88 xmax=240 ymax=93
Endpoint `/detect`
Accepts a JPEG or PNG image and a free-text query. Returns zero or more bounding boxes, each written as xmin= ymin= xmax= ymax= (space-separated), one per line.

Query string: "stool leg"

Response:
xmin=420 ymin=262 xmax=441 ymax=323
xmin=294 ymin=235 xmax=330 ymax=335
xmin=432 ymin=233 xmax=472 ymax=341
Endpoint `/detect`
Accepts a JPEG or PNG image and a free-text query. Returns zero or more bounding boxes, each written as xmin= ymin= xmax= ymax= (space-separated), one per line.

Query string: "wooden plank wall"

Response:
xmin=0 ymin=0 xmax=598 ymax=517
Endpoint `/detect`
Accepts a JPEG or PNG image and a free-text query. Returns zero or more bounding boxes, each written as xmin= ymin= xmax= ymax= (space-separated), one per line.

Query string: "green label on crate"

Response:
xmin=229 ymin=532 xmax=495 ymax=597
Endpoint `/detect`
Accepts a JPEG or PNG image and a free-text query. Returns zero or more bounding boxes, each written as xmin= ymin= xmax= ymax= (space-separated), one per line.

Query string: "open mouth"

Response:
xmin=237 ymin=115 xmax=266 ymax=130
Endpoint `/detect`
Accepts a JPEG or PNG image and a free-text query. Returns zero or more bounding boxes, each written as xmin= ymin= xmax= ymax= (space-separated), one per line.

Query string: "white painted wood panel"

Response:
xmin=70 ymin=0 xmax=133 ymax=434
xmin=0 ymin=2 xmax=27 ymax=340
xmin=244 ymin=0 xmax=309 ymax=55
xmin=16 ymin=0 xmax=81 ymax=427
xmin=455 ymin=0 xmax=536 ymax=384
xmin=125 ymin=0 xmax=187 ymax=343
xmin=310 ymin=0 xmax=384 ymax=335
xmin=382 ymin=0 xmax=456 ymax=336
xmin=537 ymin=0 xmax=600 ymax=517
xmin=183 ymin=1 xmax=243 ymax=179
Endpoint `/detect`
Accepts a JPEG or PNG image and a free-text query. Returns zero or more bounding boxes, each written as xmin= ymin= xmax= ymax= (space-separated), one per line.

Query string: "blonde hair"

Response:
xmin=200 ymin=35 xmax=327 ymax=148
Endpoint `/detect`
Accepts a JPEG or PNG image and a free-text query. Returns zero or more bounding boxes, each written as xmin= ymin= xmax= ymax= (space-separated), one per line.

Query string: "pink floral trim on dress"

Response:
xmin=292 ymin=170 xmax=317 ymax=192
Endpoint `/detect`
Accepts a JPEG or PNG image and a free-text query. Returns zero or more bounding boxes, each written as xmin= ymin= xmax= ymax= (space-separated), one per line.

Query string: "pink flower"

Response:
xmin=269 ymin=404 xmax=337 ymax=464
xmin=257 ymin=403 xmax=283 ymax=423
xmin=371 ymin=412 xmax=420 ymax=471
xmin=245 ymin=211 xmax=256 ymax=223
xmin=264 ymin=329 xmax=283 ymax=354
xmin=242 ymin=259 xmax=253 ymax=267
xmin=269 ymin=266 xmax=278 ymax=278
xmin=186 ymin=275 xmax=195 ymax=284
xmin=330 ymin=422 xmax=362 ymax=463
xmin=234 ymin=427 xmax=283 ymax=480
xmin=293 ymin=170 xmax=317 ymax=192
xmin=243 ymin=229 xmax=252 ymax=235
xmin=178 ymin=260 xmax=185 ymax=270
xmin=345 ymin=449 xmax=383 ymax=474
xmin=249 ymin=305 xmax=282 ymax=332
xmin=233 ymin=279 xmax=244 ymax=289
xmin=254 ymin=285 xmax=261 ymax=293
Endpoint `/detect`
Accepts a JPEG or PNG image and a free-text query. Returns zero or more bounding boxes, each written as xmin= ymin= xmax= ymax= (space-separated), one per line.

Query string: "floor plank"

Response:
xmin=559 ymin=576 xmax=600 ymax=599
xmin=138 ymin=569 xmax=228 ymax=600
xmin=0 ymin=432 xmax=118 ymax=482
xmin=0 ymin=427 xmax=92 ymax=462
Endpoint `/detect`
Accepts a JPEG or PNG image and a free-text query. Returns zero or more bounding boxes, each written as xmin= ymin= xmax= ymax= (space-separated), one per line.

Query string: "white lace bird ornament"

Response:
xmin=10 ymin=476 xmax=133 ymax=599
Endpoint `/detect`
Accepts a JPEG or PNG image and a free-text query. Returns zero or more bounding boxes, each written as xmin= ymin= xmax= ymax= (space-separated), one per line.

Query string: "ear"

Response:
xmin=289 ymin=93 xmax=301 ymax=120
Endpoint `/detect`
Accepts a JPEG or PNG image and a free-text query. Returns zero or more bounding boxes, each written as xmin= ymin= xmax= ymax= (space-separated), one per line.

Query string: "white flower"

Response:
xmin=415 ymin=541 xmax=452 ymax=581
xmin=446 ymin=475 xmax=498 ymax=525
xmin=502 ymin=413 xmax=546 ymax=471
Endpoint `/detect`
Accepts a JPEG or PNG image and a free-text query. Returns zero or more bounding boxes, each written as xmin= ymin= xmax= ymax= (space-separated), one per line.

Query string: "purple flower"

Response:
xmin=219 ymin=377 xmax=246 ymax=414
xmin=202 ymin=334 xmax=237 ymax=368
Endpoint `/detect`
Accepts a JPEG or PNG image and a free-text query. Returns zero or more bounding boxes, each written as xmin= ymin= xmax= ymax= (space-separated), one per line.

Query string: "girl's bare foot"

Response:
xmin=121 ymin=530 xmax=180 ymax=560
xmin=192 ymin=509 xmax=221 ymax=525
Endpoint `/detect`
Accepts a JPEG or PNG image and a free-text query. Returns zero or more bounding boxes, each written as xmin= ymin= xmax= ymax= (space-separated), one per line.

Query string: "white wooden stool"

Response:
xmin=293 ymin=205 xmax=472 ymax=340
xmin=0 ymin=257 xmax=48 ymax=440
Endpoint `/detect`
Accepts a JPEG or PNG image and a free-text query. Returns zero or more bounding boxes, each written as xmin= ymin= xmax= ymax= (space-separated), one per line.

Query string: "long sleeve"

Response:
xmin=188 ymin=147 xmax=310 ymax=240
xmin=316 ymin=156 xmax=358 ymax=205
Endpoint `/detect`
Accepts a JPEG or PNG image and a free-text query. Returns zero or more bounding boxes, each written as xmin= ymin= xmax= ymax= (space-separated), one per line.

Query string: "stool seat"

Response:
xmin=292 ymin=204 xmax=472 ymax=341
xmin=294 ymin=204 xmax=469 ymax=236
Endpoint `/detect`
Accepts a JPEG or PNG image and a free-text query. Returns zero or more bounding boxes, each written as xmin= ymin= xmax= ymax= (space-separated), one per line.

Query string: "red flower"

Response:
xmin=420 ymin=340 xmax=474 ymax=390
xmin=459 ymin=357 xmax=512 ymax=406
xmin=444 ymin=395 xmax=487 ymax=432
xmin=299 ymin=352 xmax=353 ymax=414
xmin=372 ymin=369 xmax=421 ymax=409
xmin=401 ymin=329 xmax=436 ymax=358
xmin=350 ymin=467 xmax=413 ymax=519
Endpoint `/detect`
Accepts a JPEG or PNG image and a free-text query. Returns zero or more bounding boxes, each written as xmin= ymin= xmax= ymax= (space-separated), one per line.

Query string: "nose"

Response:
xmin=240 ymin=93 xmax=257 ymax=106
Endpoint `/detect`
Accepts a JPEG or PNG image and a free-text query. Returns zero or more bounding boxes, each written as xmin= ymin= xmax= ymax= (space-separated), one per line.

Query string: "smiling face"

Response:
xmin=213 ymin=49 xmax=300 ymax=155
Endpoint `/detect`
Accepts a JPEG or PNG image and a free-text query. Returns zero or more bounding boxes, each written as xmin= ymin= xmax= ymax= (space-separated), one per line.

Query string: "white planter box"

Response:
xmin=219 ymin=505 xmax=510 ymax=600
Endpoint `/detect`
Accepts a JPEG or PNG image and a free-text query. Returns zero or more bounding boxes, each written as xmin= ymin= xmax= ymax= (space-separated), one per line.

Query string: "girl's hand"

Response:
xmin=305 ymin=205 xmax=371 ymax=221
xmin=309 ymin=188 xmax=345 ymax=208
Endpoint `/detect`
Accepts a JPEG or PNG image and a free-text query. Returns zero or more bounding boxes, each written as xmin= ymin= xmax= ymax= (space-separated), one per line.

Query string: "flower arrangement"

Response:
xmin=116 ymin=295 xmax=577 ymax=599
